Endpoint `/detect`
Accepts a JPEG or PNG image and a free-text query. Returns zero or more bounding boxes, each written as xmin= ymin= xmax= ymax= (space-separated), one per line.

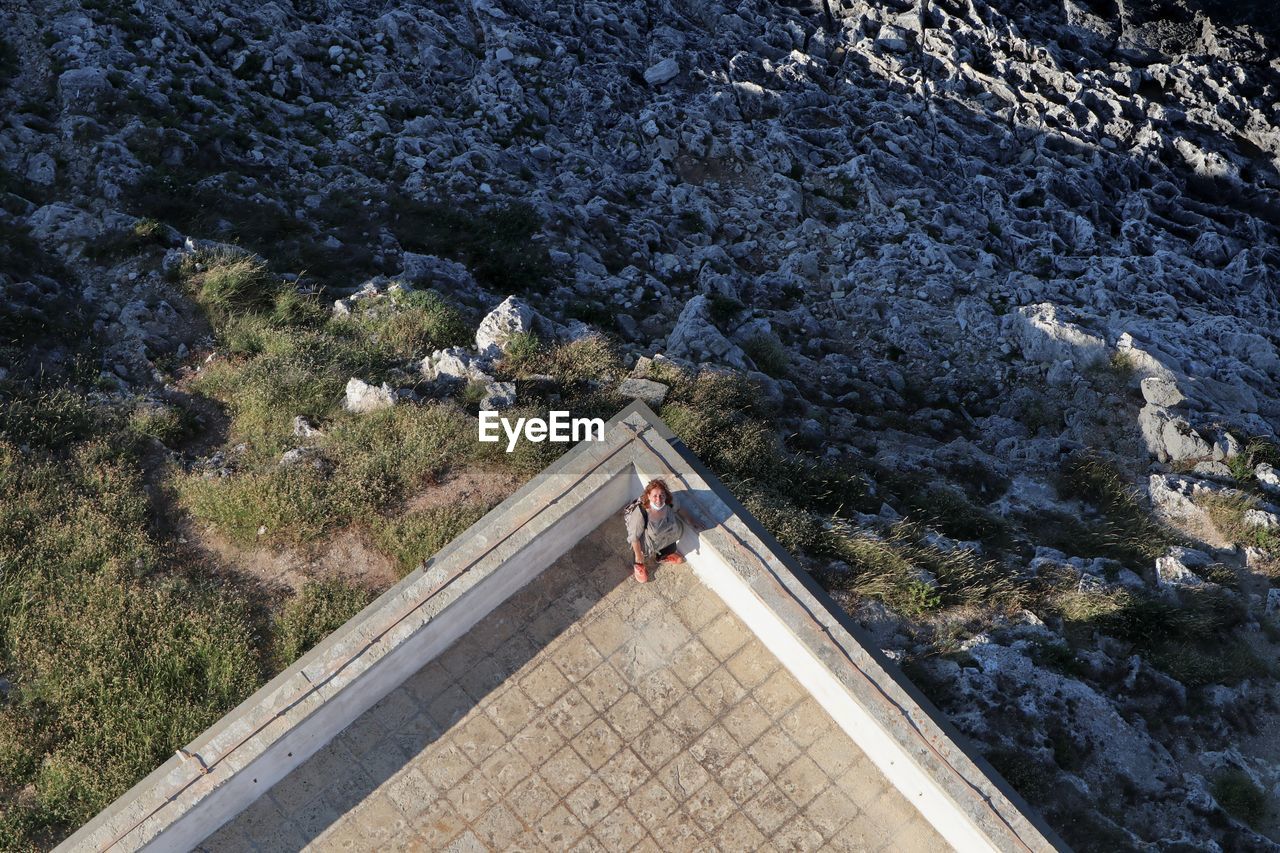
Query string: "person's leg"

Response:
xmin=656 ymin=542 xmax=685 ymax=564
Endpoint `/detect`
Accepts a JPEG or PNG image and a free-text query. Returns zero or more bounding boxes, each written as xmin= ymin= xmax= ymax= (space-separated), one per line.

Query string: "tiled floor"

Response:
xmin=203 ymin=522 xmax=947 ymax=852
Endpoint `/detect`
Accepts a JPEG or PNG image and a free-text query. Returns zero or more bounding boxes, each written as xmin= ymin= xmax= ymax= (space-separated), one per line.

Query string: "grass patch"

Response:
xmin=1211 ymin=768 xmax=1267 ymax=828
xmin=344 ymin=287 xmax=471 ymax=361
xmin=1054 ymin=453 xmax=1178 ymax=565
xmin=180 ymin=251 xmax=282 ymax=322
xmin=371 ymin=503 xmax=490 ymax=577
xmin=178 ymin=405 xmax=475 ymax=547
xmin=1198 ymin=492 xmax=1280 ymax=551
xmin=0 ymin=439 xmax=264 ymax=845
xmin=741 ymin=333 xmax=788 ymax=377
xmin=273 ymin=578 xmax=373 ymax=668
xmin=1050 ymin=584 xmax=1267 ymax=687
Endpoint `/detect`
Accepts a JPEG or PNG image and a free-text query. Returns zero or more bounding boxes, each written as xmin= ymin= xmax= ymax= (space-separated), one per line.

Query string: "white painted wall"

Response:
xmin=683 ymin=536 xmax=998 ymax=853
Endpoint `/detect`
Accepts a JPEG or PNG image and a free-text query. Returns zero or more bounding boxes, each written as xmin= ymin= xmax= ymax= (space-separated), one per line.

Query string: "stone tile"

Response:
xmin=720 ymin=695 xmax=772 ymax=748
xmin=634 ymin=666 xmax=685 ymax=716
xmin=453 ymin=712 xmax=507 ymax=765
xmin=650 ymin=810 xmax=710 ymax=851
xmin=511 ymin=715 xmax=566 ymax=767
xmin=714 ymin=812 xmax=766 ymax=851
xmin=520 ymin=659 xmax=572 ymax=708
xmin=699 ymin=612 xmax=749 ymax=661
xmin=773 ymin=813 xmax=826 ymax=851
xmin=597 ymin=746 xmax=652 ymax=798
xmin=427 ymin=683 xmax=476 ymax=730
xmin=564 ymin=775 xmax=620 ymax=826
xmin=777 ymin=754 xmax=829 ymax=809
xmin=381 ymin=766 xmax=437 ymax=816
xmin=582 ymin=609 xmax=631 ymax=657
xmin=457 ymin=653 xmax=510 ymax=702
xmin=837 ymin=758 xmax=894 ymax=809
xmin=642 ymin=610 xmax=692 ymax=659
xmin=632 ymin=720 xmax=682 ymax=771
xmin=484 ymin=684 xmax=538 ymax=737
xmin=805 ymin=785 xmax=858 ymax=838
xmin=555 ymin=631 xmax=606 ymax=683
xmin=420 ymin=741 xmax=473 ymax=790
xmin=473 ymin=803 xmax=525 ymax=850
xmin=507 ymin=772 xmax=560 ymax=824
xmin=628 ymin=779 xmax=680 ymax=825
xmin=604 ymin=691 xmax=655 ymax=741
xmin=747 ymin=729 xmax=802 ymax=777
xmin=670 ymin=639 xmax=719 ymax=689
xmin=689 ymin=725 xmax=740 ymax=775
xmin=724 ymin=640 xmax=776 ymax=690
xmin=547 ymin=686 xmax=599 ymax=739
xmin=779 ymin=697 xmax=827 ymax=749
xmin=445 ymin=768 xmax=498 ymax=822
xmin=577 ymin=660 xmax=629 ymax=713
xmin=693 ymin=667 xmax=747 ymax=718
xmin=365 ymin=688 xmax=422 ymax=738
xmin=479 ymin=742 xmax=534 ymax=796
xmin=572 ymin=718 xmax=624 ymax=770
xmin=609 ymin=635 xmax=667 ymax=681
xmin=568 ymin=834 xmax=611 ymax=853
xmin=718 ymin=752 xmax=769 ymax=805
xmin=745 ymin=780 xmax=798 ymax=836
xmin=543 ymin=744 xmax=594 ymax=797
xmin=752 ymin=668 xmax=806 ymax=719
xmin=407 ymin=797 xmax=467 ymax=847
xmin=200 ymin=820 xmax=252 ymax=853
xmin=665 ymin=694 xmax=714 ymax=746
xmin=686 ymin=779 xmax=737 ymax=834
xmin=441 ymin=829 xmax=487 ymax=852
xmin=670 ymin=580 xmax=725 ymax=632
xmin=592 ymin=804 xmax=647 ymax=852
xmin=808 ymin=728 xmax=862 ymax=778
xmin=656 ymin=752 xmax=712 ymax=801
xmin=534 ymin=804 xmax=586 ymax=849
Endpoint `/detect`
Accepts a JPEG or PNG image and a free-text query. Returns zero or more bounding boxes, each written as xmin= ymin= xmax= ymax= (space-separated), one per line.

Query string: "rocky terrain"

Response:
xmin=3 ymin=0 xmax=1280 ymax=848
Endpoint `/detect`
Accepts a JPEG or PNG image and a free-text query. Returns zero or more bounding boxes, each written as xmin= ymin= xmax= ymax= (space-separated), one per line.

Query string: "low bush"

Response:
xmin=273 ymin=578 xmax=374 ymax=668
xmin=371 ymin=503 xmax=490 ymax=577
xmin=1211 ymin=768 xmax=1267 ymax=828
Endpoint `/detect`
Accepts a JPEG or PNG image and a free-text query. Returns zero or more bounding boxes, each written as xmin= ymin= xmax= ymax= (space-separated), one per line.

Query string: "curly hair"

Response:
xmin=640 ymin=478 xmax=674 ymax=509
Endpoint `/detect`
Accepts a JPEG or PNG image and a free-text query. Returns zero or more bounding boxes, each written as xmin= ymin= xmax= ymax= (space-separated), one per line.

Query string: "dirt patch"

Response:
xmin=405 ymin=464 xmax=524 ymax=515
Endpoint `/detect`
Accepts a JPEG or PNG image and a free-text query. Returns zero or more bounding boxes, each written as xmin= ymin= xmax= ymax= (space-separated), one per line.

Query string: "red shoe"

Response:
xmin=633 ymin=561 xmax=649 ymax=583
xmin=659 ymin=551 xmax=685 ymax=565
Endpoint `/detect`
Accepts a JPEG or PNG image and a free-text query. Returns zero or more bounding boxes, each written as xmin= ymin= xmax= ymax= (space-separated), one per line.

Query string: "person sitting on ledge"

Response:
xmin=624 ymin=477 xmax=705 ymax=584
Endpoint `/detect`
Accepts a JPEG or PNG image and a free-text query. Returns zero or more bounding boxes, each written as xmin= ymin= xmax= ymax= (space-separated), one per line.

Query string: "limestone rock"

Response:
xmin=344 ymin=378 xmax=396 ymax=413
xmin=616 ymin=377 xmax=668 ymax=407
xmin=643 ymin=58 xmax=679 ymax=86
xmin=476 ymin=296 xmax=535 ymax=359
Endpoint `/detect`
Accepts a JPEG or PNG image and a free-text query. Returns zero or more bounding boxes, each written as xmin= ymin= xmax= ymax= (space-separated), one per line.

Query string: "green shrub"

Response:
xmin=371 ymin=503 xmax=489 ymax=576
xmin=741 ymin=333 xmax=788 ymax=378
xmin=352 ymin=288 xmax=470 ymax=360
xmin=127 ymin=400 xmax=198 ymax=445
xmin=181 ymin=251 xmax=282 ymax=320
xmin=1211 ymin=769 xmax=1267 ymax=828
xmin=0 ymin=388 xmax=113 ymax=451
xmin=273 ymin=578 xmax=373 ymax=668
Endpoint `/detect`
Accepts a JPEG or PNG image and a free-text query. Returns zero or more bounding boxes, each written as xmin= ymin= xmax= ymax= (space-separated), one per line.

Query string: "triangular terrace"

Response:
xmin=63 ymin=403 xmax=1062 ymax=853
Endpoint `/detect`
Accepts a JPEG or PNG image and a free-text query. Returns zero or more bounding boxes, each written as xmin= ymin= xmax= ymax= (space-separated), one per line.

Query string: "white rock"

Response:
xmin=1140 ymin=376 xmax=1184 ymax=407
xmin=343 ymin=378 xmax=396 ymax=413
xmin=1256 ymin=463 xmax=1280 ymax=496
xmin=481 ymin=381 xmax=516 ymax=409
xmin=1001 ymin=303 xmax=1108 ymax=371
xmin=643 ymin=58 xmax=679 ymax=86
xmin=616 ymin=377 xmax=669 ymax=407
xmin=476 ymin=296 xmax=535 ymax=359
